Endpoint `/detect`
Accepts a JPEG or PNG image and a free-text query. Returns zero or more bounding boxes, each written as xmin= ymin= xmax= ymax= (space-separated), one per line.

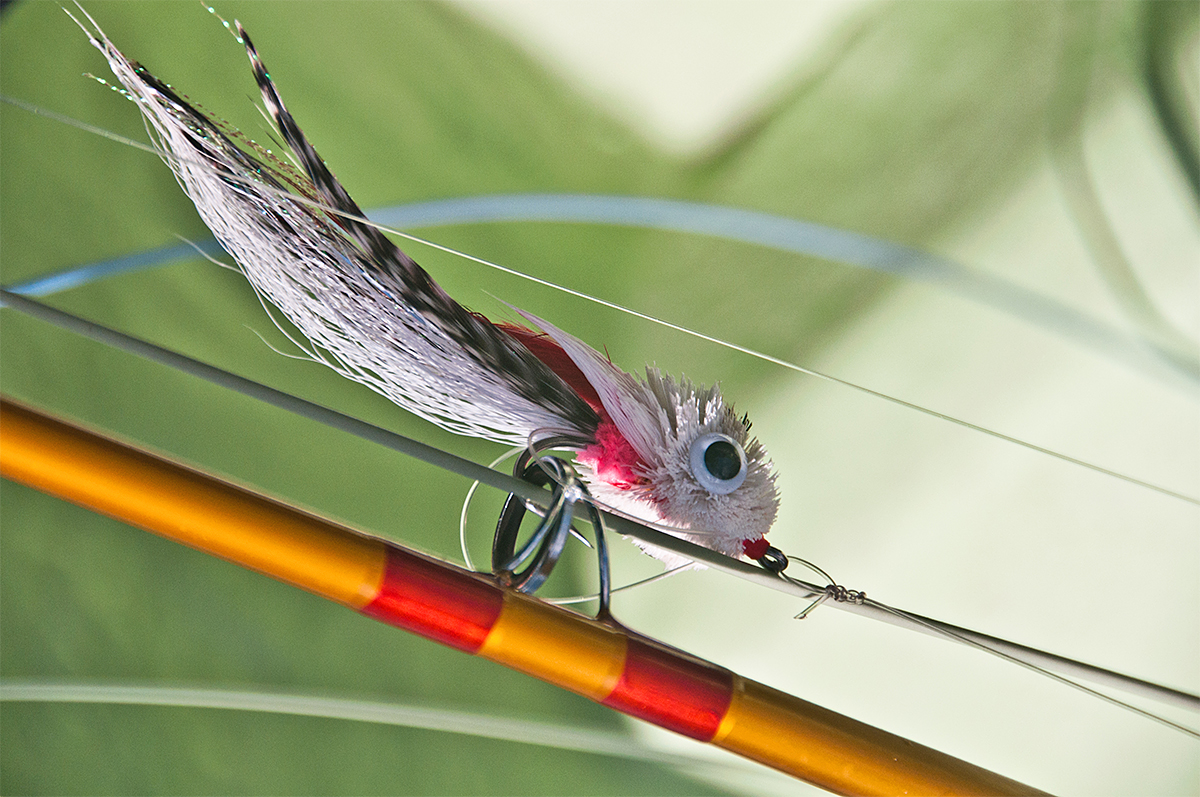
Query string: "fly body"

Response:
xmin=74 ymin=10 xmax=780 ymax=563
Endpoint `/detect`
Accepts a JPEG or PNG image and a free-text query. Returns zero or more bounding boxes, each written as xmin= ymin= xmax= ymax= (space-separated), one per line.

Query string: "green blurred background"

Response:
xmin=1 ymin=1 xmax=1197 ymax=794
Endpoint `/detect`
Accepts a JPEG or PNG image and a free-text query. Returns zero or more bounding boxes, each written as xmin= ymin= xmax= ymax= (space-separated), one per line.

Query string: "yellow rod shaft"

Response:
xmin=0 ymin=397 xmax=387 ymax=608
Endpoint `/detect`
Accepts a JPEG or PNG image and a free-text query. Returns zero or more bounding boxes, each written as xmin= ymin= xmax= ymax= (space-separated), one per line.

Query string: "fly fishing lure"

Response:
xmin=73 ymin=9 xmax=780 ymax=570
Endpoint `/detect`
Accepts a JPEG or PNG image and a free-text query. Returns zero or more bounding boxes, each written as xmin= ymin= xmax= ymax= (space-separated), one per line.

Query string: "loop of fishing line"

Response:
xmin=459 ymin=447 xmax=524 ymax=571
xmin=460 ymin=447 xmax=688 ymax=612
xmin=780 ymin=556 xmax=869 ymax=620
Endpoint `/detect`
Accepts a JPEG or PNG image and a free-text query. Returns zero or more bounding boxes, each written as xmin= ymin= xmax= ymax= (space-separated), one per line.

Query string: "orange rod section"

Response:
xmin=0 ymin=398 xmax=387 ymax=608
xmin=714 ymin=678 xmax=1041 ymax=795
xmin=0 ymin=398 xmax=1044 ymax=795
xmin=478 ymin=590 xmax=628 ymax=701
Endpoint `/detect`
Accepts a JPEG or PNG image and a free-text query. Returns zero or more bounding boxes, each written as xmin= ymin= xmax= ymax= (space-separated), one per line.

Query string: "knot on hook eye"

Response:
xmin=771 ymin=553 xmax=867 ymax=620
xmin=794 ymin=580 xmax=867 ymax=620
xmin=492 ymin=446 xmax=612 ymax=616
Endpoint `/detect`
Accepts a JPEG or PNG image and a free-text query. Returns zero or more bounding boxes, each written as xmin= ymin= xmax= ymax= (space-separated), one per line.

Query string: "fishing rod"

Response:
xmin=0 ymin=394 xmax=1046 ymax=795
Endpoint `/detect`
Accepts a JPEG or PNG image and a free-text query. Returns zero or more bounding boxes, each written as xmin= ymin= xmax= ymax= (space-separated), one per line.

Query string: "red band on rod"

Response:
xmin=361 ymin=546 xmax=504 ymax=653
xmin=603 ymin=637 xmax=734 ymax=740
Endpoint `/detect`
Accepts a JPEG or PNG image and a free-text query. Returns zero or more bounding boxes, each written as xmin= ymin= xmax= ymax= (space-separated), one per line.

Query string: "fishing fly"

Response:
xmin=69 ymin=6 xmax=786 ymax=598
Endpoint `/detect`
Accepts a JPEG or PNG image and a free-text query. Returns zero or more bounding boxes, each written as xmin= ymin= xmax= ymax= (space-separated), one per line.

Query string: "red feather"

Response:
xmin=497 ymin=322 xmax=605 ymax=416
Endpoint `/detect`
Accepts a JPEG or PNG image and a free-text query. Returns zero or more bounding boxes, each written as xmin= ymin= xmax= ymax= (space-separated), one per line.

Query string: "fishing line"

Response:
xmin=2 ymin=290 xmax=1196 ymax=734
xmin=0 ymin=94 xmax=168 ymax=157
xmin=867 ymin=598 xmax=1200 ymax=738
xmin=459 ymin=446 xmax=524 ymax=571
xmin=364 ymin=194 xmax=1199 ymax=386
xmin=547 ymin=565 xmax=691 ymax=607
xmin=778 ymin=558 xmax=1200 ymax=734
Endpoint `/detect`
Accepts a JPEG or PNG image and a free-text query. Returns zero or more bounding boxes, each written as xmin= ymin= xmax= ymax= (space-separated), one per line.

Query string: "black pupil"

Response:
xmin=704 ymin=440 xmax=741 ymax=481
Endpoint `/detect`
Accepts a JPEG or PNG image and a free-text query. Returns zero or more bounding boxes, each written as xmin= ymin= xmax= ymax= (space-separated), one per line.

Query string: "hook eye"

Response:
xmin=756 ymin=546 xmax=789 ymax=574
